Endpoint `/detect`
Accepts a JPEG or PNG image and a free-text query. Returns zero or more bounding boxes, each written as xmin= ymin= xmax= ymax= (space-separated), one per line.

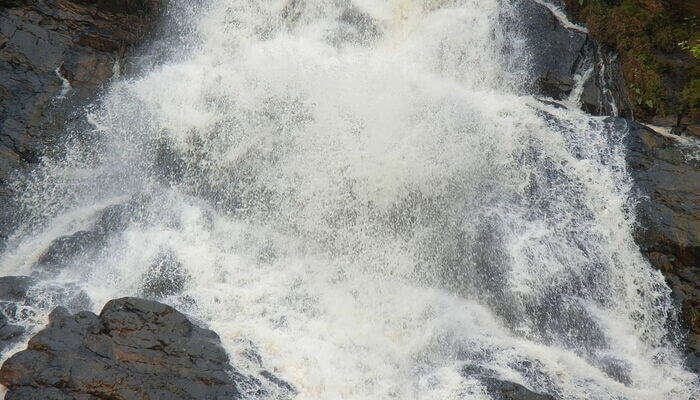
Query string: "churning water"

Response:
xmin=1 ymin=0 xmax=697 ymax=399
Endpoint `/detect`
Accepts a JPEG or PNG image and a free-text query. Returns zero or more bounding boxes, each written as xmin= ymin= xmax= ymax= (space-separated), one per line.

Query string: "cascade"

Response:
xmin=0 ymin=1 xmax=696 ymax=399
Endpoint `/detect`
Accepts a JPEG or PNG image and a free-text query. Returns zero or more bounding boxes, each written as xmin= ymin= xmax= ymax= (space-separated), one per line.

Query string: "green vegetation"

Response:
xmin=565 ymin=0 xmax=699 ymax=123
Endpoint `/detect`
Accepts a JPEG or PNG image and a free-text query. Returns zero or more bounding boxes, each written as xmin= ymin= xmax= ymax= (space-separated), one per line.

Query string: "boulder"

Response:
xmin=0 ymin=276 xmax=34 ymax=303
xmin=514 ymin=0 xmax=587 ymax=99
xmin=0 ymin=312 xmax=23 ymax=353
xmin=0 ymin=297 xmax=294 ymax=399
xmin=139 ymin=250 xmax=190 ymax=299
xmin=32 ymin=196 xmax=146 ymax=276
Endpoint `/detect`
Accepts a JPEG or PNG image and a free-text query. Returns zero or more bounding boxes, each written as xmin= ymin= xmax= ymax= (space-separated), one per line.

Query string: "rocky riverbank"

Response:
xmin=622 ymin=119 xmax=699 ymax=371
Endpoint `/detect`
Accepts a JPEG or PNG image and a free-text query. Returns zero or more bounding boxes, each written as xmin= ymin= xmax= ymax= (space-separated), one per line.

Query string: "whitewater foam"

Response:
xmin=1 ymin=1 xmax=696 ymax=399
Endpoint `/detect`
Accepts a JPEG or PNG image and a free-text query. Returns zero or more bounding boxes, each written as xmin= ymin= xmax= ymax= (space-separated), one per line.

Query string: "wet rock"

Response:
xmin=513 ymin=0 xmax=631 ymax=117
xmin=0 ymin=312 xmax=23 ymax=353
xmin=479 ymin=378 xmax=556 ymax=400
xmin=34 ymin=230 xmax=105 ymax=274
xmin=0 ymin=275 xmax=95 ymax=354
xmin=0 ymin=0 xmax=165 ymax=184
xmin=462 ymin=365 xmax=556 ymax=400
xmin=596 ymin=355 xmax=632 ymax=386
xmin=0 ymin=297 xmax=293 ymax=399
xmin=29 ymin=281 xmax=93 ymax=315
xmin=32 ymin=197 xmax=146 ymax=275
xmin=610 ymin=117 xmax=700 ymax=371
xmin=260 ymin=370 xmax=297 ymax=394
xmin=334 ymin=5 xmax=382 ymax=46
xmin=579 ymin=47 xmax=633 ymax=118
xmin=0 ymin=276 xmax=34 ymax=353
xmin=513 ymin=0 xmax=587 ymax=99
xmin=139 ymin=250 xmax=189 ymax=299
xmin=0 ymin=276 xmax=34 ymax=302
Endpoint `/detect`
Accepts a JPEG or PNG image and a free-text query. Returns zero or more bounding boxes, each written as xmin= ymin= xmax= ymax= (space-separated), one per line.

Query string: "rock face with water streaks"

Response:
xmin=513 ymin=0 xmax=632 ymax=117
xmin=518 ymin=0 xmax=699 ymax=366
xmin=614 ymin=118 xmax=700 ymax=371
xmin=0 ymin=297 xmax=294 ymax=400
xmin=0 ymin=0 xmax=163 ymax=188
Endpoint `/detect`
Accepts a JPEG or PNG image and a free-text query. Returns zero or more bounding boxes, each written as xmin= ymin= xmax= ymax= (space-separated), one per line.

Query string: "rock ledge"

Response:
xmin=0 ymin=297 xmax=286 ymax=400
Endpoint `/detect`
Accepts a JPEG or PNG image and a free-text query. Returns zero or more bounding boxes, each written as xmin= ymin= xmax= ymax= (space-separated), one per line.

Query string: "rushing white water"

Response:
xmin=1 ymin=0 xmax=697 ymax=399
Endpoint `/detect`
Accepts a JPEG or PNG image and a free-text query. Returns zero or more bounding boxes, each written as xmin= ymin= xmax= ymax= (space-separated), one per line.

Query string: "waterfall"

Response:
xmin=1 ymin=1 xmax=696 ymax=399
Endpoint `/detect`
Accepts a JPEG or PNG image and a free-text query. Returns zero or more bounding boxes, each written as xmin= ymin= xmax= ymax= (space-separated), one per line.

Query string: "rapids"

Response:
xmin=1 ymin=0 xmax=697 ymax=399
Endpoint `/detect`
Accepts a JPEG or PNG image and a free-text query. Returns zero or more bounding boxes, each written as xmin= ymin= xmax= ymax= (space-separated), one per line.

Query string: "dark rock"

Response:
xmin=480 ymin=378 xmax=556 ymax=400
xmin=580 ymin=47 xmax=633 ymax=118
xmin=596 ymin=355 xmax=632 ymax=386
xmin=462 ymin=365 xmax=556 ymax=400
xmin=32 ymin=197 xmax=146 ymax=275
xmin=512 ymin=0 xmax=631 ymax=117
xmin=0 ymin=0 xmax=165 ymax=184
xmin=260 ymin=370 xmax=297 ymax=394
xmin=0 ymin=276 xmax=35 ymax=302
xmin=0 ymin=275 xmax=96 ymax=354
xmin=0 ymin=312 xmax=24 ymax=353
xmin=610 ymin=117 xmax=700 ymax=371
xmin=513 ymin=0 xmax=587 ymax=99
xmin=139 ymin=250 xmax=189 ymax=299
xmin=0 ymin=297 xmax=293 ymax=399
xmin=335 ymin=5 xmax=382 ymax=46
xmin=0 ymin=276 xmax=34 ymax=353
xmin=34 ymin=230 xmax=105 ymax=274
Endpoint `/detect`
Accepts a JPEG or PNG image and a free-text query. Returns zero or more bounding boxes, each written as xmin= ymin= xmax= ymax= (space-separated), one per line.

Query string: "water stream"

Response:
xmin=1 ymin=1 xmax=696 ymax=399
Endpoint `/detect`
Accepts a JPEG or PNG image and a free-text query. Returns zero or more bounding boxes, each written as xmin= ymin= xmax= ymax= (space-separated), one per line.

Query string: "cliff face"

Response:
xmin=0 ymin=0 xmax=164 ymax=189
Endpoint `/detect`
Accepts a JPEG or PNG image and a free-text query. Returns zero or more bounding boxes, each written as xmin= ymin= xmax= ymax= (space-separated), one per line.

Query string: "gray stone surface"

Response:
xmin=0 ymin=276 xmax=34 ymax=353
xmin=609 ymin=117 xmax=700 ymax=372
xmin=511 ymin=0 xmax=632 ymax=117
xmin=0 ymin=297 xmax=294 ymax=400
xmin=462 ymin=365 xmax=556 ymax=400
xmin=0 ymin=0 xmax=164 ymax=188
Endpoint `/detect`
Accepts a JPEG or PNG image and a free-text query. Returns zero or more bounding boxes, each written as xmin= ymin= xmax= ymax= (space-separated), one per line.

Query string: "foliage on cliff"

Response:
xmin=565 ymin=0 xmax=698 ymax=126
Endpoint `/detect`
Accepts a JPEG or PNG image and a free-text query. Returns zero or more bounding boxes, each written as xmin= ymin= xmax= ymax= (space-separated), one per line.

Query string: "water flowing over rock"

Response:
xmin=0 ymin=276 xmax=34 ymax=353
xmin=0 ymin=0 xmax=164 ymax=192
xmin=0 ymin=0 xmax=698 ymax=399
xmin=618 ymin=118 xmax=700 ymax=371
xmin=513 ymin=0 xmax=631 ymax=117
xmin=0 ymin=297 xmax=294 ymax=400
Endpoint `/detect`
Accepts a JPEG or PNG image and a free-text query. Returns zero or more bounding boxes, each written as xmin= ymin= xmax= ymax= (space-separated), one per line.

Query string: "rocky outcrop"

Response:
xmin=0 ymin=297 xmax=295 ymax=399
xmin=32 ymin=196 xmax=145 ymax=277
xmin=562 ymin=0 xmax=699 ymax=134
xmin=512 ymin=0 xmax=632 ymax=118
xmin=0 ymin=0 xmax=164 ymax=189
xmin=607 ymin=117 xmax=700 ymax=371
